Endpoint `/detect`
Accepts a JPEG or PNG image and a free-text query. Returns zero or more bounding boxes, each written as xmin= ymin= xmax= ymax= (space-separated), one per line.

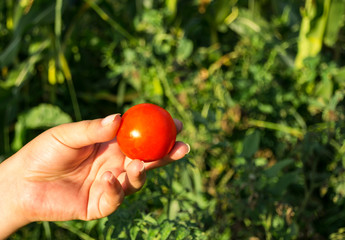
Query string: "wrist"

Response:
xmin=0 ymin=155 xmax=31 ymax=239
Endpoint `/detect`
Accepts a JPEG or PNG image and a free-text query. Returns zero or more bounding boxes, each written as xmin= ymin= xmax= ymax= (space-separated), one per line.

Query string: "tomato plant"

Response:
xmin=117 ymin=103 xmax=177 ymax=161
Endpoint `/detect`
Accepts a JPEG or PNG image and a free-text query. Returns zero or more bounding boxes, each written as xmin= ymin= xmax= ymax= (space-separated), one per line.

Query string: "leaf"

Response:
xmin=315 ymin=75 xmax=333 ymax=101
xmin=12 ymin=104 xmax=72 ymax=151
xmin=147 ymin=227 xmax=160 ymax=239
xmin=264 ymin=158 xmax=294 ymax=178
xmin=23 ymin=103 xmax=72 ymax=129
xmin=175 ymin=227 xmax=190 ymax=240
xmin=160 ymin=221 xmax=174 ymax=240
xmin=229 ymin=8 xmax=270 ymax=38
xmin=295 ymin=0 xmax=331 ymax=68
xmin=84 ymin=220 xmax=100 ymax=234
xmin=129 ymin=225 xmax=140 ymax=240
xmin=270 ymin=170 xmax=301 ymax=196
xmin=134 ymin=9 xmax=163 ymax=33
xmin=324 ymin=0 xmax=345 ymax=46
xmin=241 ymin=130 xmax=260 ymax=158
xmin=42 ymin=221 xmax=52 ymax=240
xmin=154 ymin=33 xmax=173 ymax=55
xmin=211 ymin=0 xmax=237 ymax=26
xmin=335 ymin=66 xmax=345 ymax=86
xmin=192 ymin=167 xmax=203 ymax=194
xmin=143 ymin=214 xmax=158 ymax=225
xmin=169 ymin=199 xmax=180 ymax=220
xmin=11 ymin=117 xmax=26 ymax=152
xmin=330 ymin=228 xmax=345 ymax=240
xmin=177 ymin=38 xmax=193 ymax=62
xmin=328 ymin=90 xmax=344 ymax=111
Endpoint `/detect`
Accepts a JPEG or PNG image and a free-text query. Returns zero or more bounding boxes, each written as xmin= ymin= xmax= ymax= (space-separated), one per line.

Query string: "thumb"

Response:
xmin=48 ymin=114 xmax=121 ymax=149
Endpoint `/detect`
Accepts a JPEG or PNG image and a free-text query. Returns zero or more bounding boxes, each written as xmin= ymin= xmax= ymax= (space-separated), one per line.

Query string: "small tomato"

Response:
xmin=117 ymin=103 xmax=177 ymax=161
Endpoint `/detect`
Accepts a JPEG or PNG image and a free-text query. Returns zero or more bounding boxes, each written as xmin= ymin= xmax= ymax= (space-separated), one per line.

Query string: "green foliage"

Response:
xmin=12 ymin=103 xmax=72 ymax=151
xmin=1 ymin=0 xmax=345 ymax=239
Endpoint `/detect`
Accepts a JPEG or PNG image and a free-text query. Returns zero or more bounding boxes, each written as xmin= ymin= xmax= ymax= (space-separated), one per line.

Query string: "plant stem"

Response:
xmin=248 ymin=119 xmax=305 ymax=139
xmin=85 ymin=0 xmax=135 ymax=42
xmin=54 ymin=222 xmax=95 ymax=240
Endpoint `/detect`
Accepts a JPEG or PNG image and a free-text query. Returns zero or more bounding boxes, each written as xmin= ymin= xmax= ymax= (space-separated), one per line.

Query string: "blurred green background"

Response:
xmin=1 ymin=0 xmax=345 ymax=239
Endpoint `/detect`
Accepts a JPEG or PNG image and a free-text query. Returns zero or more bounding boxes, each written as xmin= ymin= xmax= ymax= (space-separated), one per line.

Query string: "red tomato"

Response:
xmin=117 ymin=103 xmax=177 ymax=161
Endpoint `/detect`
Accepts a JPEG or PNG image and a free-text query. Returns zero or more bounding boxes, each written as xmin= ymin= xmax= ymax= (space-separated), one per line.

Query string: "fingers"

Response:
xmin=117 ymin=160 xmax=146 ymax=195
xmin=118 ymin=140 xmax=189 ymax=192
xmin=98 ymin=171 xmax=125 ymax=217
xmin=144 ymin=141 xmax=190 ymax=171
xmin=87 ymin=171 xmax=124 ymax=220
xmin=49 ymin=114 xmax=121 ymax=149
xmin=174 ymin=119 xmax=183 ymax=134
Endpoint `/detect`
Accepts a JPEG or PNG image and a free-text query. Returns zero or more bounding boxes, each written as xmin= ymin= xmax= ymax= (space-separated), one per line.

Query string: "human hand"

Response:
xmin=0 ymin=114 xmax=189 ymax=238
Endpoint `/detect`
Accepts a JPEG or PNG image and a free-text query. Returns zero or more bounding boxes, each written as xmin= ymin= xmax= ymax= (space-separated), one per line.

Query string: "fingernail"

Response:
xmin=186 ymin=143 xmax=191 ymax=154
xmin=101 ymin=114 xmax=121 ymax=126
xmin=139 ymin=161 xmax=145 ymax=173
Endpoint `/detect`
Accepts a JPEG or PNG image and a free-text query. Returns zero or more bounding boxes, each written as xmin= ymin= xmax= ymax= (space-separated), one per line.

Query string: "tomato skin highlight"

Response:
xmin=117 ymin=103 xmax=177 ymax=161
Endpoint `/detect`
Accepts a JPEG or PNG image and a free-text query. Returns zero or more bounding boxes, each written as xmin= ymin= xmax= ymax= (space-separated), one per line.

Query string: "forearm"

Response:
xmin=0 ymin=156 xmax=30 ymax=239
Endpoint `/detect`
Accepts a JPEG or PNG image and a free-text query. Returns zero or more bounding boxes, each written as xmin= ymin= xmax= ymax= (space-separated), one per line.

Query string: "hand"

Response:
xmin=0 ymin=114 xmax=189 ymax=238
